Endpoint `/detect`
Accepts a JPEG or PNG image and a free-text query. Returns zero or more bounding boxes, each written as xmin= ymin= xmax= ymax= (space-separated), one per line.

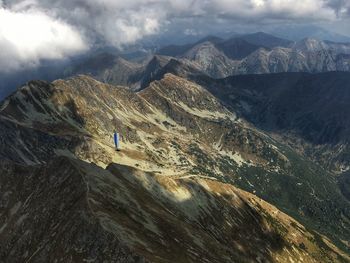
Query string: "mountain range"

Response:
xmin=1 ymin=31 xmax=350 ymax=262
xmin=57 ymin=32 xmax=350 ymax=91
xmin=2 ymin=31 xmax=350 ymax=101
xmin=1 ymin=72 xmax=350 ymax=261
xmin=157 ymin=33 xmax=350 ymax=78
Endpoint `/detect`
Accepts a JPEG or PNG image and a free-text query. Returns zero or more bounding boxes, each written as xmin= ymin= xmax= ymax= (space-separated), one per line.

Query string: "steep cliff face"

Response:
xmin=0 ymin=74 xmax=349 ymax=260
xmin=0 ymin=157 xmax=347 ymax=263
xmin=181 ymin=41 xmax=238 ymax=78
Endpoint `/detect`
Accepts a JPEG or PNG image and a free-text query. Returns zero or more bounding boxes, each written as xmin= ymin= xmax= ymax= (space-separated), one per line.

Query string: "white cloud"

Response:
xmin=0 ymin=7 xmax=87 ymax=72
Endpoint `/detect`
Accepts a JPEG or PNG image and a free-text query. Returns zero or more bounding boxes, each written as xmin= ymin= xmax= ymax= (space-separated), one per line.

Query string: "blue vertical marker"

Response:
xmin=114 ymin=132 xmax=121 ymax=151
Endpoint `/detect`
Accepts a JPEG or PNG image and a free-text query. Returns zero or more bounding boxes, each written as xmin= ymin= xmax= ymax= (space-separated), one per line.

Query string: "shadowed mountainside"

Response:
xmin=202 ymin=71 xmax=350 ymax=174
xmin=1 ymin=156 xmax=348 ymax=263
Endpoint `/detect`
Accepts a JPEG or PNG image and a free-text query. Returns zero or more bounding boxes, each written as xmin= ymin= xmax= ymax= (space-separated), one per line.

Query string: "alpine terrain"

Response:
xmin=0 ymin=71 xmax=350 ymax=262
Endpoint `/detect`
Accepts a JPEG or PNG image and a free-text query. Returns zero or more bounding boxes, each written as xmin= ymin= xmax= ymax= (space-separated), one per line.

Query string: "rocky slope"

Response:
xmin=0 ymin=74 xmax=350 ymax=261
xmin=131 ymin=58 xmax=350 ymax=207
xmin=0 ymin=157 xmax=141 ymax=263
xmin=1 ymin=156 xmax=348 ymax=263
xmin=181 ymin=41 xmax=238 ymax=78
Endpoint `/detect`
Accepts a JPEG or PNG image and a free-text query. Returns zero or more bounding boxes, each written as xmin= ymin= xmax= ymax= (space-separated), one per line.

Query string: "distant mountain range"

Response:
xmin=2 ymin=31 xmax=350 ymax=100
xmin=60 ymin=32 xmax=350 ymax=89
xmin=157 ymin=33 xmax=350 ymax=78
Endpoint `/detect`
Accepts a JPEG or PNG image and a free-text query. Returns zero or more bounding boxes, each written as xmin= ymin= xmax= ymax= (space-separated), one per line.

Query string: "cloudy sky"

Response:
xmin=0 ymin=0 xmax=349 ymax=72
